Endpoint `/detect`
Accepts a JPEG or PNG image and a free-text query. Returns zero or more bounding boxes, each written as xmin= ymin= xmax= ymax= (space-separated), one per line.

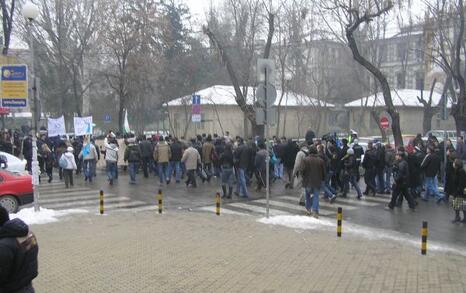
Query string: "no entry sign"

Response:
xmin=380 ymin=116 xmax=390 ymax=129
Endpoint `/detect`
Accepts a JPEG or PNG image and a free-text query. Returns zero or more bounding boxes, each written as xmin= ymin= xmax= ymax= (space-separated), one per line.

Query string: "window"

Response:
xmin=415 ymin=72 xmax=424 ymax=90
xmin=397 ymin=43 xmax=407 ymax=61
xmin=397 ymin=73 xmax=406 ymax=89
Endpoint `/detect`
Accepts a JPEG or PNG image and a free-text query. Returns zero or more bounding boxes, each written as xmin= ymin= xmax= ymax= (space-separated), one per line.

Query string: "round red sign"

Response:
xmin=380 ymin=116 xmax=390 ymax=129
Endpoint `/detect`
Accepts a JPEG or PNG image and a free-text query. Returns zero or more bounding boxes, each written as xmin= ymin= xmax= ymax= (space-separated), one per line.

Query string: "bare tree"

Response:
xmin=1 ymin=0 xmax=15 ymax=55
xmin=324 ymin=0 xmax=404 ymax=146
xmin=203 ymin=0 xmax=275 ymax=136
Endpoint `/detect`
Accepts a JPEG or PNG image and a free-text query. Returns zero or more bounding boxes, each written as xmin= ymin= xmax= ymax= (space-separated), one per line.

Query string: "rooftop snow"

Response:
xmin=167 ymin=85 xmax=334 ymax=107
xmin=344 ymin=89 xmax=452 ymax=108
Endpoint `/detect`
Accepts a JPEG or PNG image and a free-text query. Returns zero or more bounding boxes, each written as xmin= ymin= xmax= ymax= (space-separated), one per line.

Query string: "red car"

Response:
xmin=0 ymin=170 xmax=33 ymax=213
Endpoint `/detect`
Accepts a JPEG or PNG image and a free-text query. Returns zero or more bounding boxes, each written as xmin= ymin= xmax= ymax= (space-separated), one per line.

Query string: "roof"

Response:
xmin=167 ymin=85 xmax=334 ymax=107
xmin=344 ymin=89 xmax=452 ymax=108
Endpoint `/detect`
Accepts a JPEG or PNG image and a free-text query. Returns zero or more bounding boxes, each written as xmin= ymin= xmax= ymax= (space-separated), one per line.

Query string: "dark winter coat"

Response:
xmin=362 ymin=149 xmax=377 ymax=170
xmin=282 ymin=141 xmax=299 ymax=169
xmin=0 ymin=219 xmax=39 ymax=293
xmin=219 ymin=150 xmax=234 ymax=169
xmin=353 ymin=144 xmax=364 ymax=161
xmin=343 ymin=155 xmax=358 ymax=176
xmin=452 ymin=167 xmax=466 ymax=199
xmin=420 ymin=153 xmax=441 ymax=178
xmin=407 ymin=152 xmax=423 ymax=187
xmin=393 ymin=159 xmax=409 ymax=185
xmin=139 ymin=140 xmax=153 ymax=159
xmin=301 ymin=154 xmax=326 ymax=188
xmin=234 ymin=144 xmax=250 ymax=170
xmin=445 ymin=156 xmax=457 ymax=195
xmin=170 ymin=142 xmax=183 ymax=161
xmin=124 ymin=144 xmax=141 ymax=163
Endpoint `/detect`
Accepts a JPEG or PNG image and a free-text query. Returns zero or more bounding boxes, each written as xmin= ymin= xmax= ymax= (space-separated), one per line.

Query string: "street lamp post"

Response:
xmin=22 ymin=2 xmax=40 ymax=212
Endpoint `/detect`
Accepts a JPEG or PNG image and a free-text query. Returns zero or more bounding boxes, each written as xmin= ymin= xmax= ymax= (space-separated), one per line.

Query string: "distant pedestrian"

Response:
xmin=201 ymin=135 xmax=215 ymax=182
xmin=78 ymin=137 xmax=98 ymax=183
xmin=41 ymin=143 xmax=54 ymax=183
xmin=386 ymin=152 xmax=416 ymax=211
xmin=60 ymin=146 xmax=77 ymax=188
xmin=105 ymin=138 xmax=119 ymax=185
xmin=181 ymin=141 xmax=201 ymax=188
xmin=139 ymin=136 xmax=153 ymax=178
xmin=124 ymin=138 xmax=141 ymax=184
xmin=451 ymin=159 xmax=466 ymax=223
xmin=254 ymin=142 xmax=268 ymax=192
xmin=362 ymin=142 xmax=377 ymax=196
xmin=420 ymin=147 xmax=443 ymax=202
xmin=168 ymin=138 xmax=183 ymax=183
xmin=234 ymin=138 xmax=250 ymax=198
xmin=0 ymin=206 xmax=39 ymax=293
xmin=219 ymin=143 xmax=235 ymax=198
xmin=153 ymin=136 xmax=171 ymax=185
xmin=341 ymin=148 xmax=362 ymax=199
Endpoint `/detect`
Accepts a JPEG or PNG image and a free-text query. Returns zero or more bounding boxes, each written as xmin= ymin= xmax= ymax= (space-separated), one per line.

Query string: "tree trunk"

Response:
xmin=422 ymin=107 xmax=437 ymax=135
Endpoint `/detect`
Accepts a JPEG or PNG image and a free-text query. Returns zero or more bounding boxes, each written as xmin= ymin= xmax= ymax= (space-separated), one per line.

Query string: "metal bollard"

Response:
xmin=421 ymin=221 xmax=428 ymax=255
xmin=216 ymin=192 xmax=221 ymax=216
xmin=157 ymin=189 xmax=163 ymax=214
xmin=99 ymin=190 xmax=104 ymax=215
xmin=337 ymin=207 xmax=342 ymax=237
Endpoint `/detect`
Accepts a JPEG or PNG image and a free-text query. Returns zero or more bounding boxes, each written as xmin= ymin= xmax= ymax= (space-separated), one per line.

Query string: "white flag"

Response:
xmin=74 ymin=116 xmax=93 ymax=136
xmin=47 ymin=115 xmax=66 ymax=137
xmin=123 ymin=109 xmax=131 ymax=134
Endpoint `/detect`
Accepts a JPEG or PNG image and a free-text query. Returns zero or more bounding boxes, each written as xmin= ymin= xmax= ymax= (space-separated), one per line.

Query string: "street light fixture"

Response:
xmin=22 ymin=1 xmax=40 ymax=212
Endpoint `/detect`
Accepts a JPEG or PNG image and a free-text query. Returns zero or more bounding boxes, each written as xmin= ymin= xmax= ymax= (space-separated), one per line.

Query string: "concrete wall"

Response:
xmin=347 ymin=106 xmax=456 ymax=136
xmin=167 ymin=105 xmax=333 ymax=139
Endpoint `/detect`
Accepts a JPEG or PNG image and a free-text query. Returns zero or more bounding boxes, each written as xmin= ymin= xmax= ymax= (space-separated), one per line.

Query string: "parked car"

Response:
xmin=0 ymin=170 xmax=33 ymax=213
xmin=0 ymin=151 xmax=27 ymax=174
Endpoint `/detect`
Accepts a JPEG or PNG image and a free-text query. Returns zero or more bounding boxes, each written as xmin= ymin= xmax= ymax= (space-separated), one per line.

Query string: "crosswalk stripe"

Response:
xmin=38 ymin=189 xmax=97 ymax=197
xmin=41 ymin=196 xmax=131 ymax=209
xmin=330 ymin=197 xmax=380 ymax=207
xmin=39 ymin=193 xmax=118 ymax=204
xmin=198 ymin=206 xmax=249 ymax=216
xmin=279 ymin=196 xmax=357 ymax=211
xmin=363 ymin=196 xmax=391 ymax=204
xmin=39 ymin=186 xmax=90 ymax=192
xmin=227 ymin=202 xmax=290 ymax=216
xmin=253 ymin=199 xmax=335 ymax=216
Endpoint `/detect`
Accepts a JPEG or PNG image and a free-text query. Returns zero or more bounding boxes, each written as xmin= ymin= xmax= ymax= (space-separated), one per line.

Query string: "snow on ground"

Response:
xmin=258 ymin=215 xmax=466 ymax=257
xmin=10 ymin=207 xmax=88 ymax=225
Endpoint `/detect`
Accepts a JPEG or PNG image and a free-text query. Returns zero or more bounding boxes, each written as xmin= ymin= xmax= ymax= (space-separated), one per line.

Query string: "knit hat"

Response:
xmin=67 ymin=146 xmax=74 ymax=152
xmin=0 ymin=205 xmax=9 ymax=226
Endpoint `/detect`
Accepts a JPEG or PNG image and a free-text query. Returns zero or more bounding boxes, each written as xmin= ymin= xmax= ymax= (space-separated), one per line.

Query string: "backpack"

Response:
xmin=59 ymin=154 xmax=68 ymax=169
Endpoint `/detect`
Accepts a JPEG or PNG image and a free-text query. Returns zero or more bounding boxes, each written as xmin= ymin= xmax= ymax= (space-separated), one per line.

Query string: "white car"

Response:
xmin=0 ymin=151 xmax=27 ymax=174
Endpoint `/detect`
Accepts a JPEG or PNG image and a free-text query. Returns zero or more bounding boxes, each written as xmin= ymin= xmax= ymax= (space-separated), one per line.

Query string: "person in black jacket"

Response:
xmin=168 ymin=138 xmax=183 ymax=183
xmin=408 ymin=146 xmax=424 ymax=199
xmin=139 ymin=136 xmax=153 ymax=178
xmin=420 ymin=147 xmax=443 ymax=202
xmin=352 ymin=139 xmax=364 ymax=182
xmin=283 ymin=139 xmax=299 ymax=187
xmin=362 ymin=142 xmax=377 ymax=196
xmin=0 ymin=206 xmax=39 ymax=292
xmin=451 ymin=159 xmax=466 ymax=223
xmin=386 ymin=152 xmax=416 ymax=210
xmin=234 ymin=138 xmax=250 ymax=198
xmin=342 ymin=148 xmax=363 ymax=199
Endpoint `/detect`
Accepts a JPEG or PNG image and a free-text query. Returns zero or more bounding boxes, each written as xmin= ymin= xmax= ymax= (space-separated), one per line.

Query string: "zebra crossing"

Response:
xmin=197 ymin=193 xmax=392 ymax=217
xmin=37 ymin=181 xmax=155 ymax=213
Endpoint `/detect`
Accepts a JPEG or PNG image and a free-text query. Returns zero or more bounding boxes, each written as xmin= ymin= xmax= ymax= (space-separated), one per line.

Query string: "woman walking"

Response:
xmin=451 ymin=159 xmax=466 ymax=223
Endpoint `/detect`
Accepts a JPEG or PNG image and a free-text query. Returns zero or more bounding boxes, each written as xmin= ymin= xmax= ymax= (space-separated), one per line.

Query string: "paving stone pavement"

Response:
xmin=32 ymin=211 xmax=466 ymax=293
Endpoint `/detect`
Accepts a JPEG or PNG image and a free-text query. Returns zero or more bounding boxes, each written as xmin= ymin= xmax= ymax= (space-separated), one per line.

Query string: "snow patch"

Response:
xmin=10 ymin=207 xmax=88 ymax=225
xmin=258 ymin=215 xmax=466 ymax=257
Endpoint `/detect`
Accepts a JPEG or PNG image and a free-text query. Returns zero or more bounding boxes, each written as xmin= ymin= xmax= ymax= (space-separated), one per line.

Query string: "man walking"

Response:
xmin=420 ymin=146 xmax=443 ymax=202
xmin=386 ymin=151 xmax=416 ymax=211
xmin=234 ymin=138 xmax=250 ymax=198
xmin=153 ymin=136 xmax=171 ymax=185
xmin=201 ymin=135 xmax=215 ymax=182
xmin=79 ymin=137 xmax=99 ymax=183
xmin=139 ymin=136 xmax=153 ymax=178
xmin=362 ymin=142 xmax=377 ymax=196
xmin=105 ymin=137 xmax=119 ymax=185
xmin=182 ymin=140 xmax=201 ymax=188
xmin=300 ymin=146 xmax=326 ymax=218
xmin=168 ymin=138 xmax=183 ymax=183
xmin=124 ymin=138 xmax=141 ymax=184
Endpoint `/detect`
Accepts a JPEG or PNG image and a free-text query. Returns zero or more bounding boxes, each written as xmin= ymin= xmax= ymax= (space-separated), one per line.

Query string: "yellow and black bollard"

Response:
xmin=216 ymin=192 xmax=221 ymax=216
xmin=157 ymin=189 xmax=163 ymax=214
xmin=421 ymin=221 xmax=428 ymax=255
xmin=337 ymin=207 xmax=342 ymax=237
xmin=99 ymin=190 xmax=104 ymax=215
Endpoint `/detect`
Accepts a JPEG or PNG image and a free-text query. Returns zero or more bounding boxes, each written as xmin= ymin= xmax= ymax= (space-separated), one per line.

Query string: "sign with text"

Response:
xmin=1 ymin=65 xmax=28 ymax=108
xmin=47 ymin=115 xmax=66 ymax=137
xmin=74 ymin=116 xmax=93 ymax=136
xmin=192 ymin=95 xmax=201 ymax=123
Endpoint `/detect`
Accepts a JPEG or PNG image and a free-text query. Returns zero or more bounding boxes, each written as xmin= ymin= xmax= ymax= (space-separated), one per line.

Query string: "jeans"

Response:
xmin=274 ymin=160 xmax=283 ymax=178
xmin=343 ymin=174 xmax=362 ymax=197
xmin=221 ymin=168 xmax=234 ymax=187
xmin=128 ymin=162 xmax=138 ymax=183
xmin=376 ymin=169 xmax=385 ymax=192
xmin=106 ymin=161 xmax=117 ymax=181
xmin=83 ymin=159 xmax=96 ymax=181
xmin=157 ymin=162 xmax=169 ymax=183
xmin=423 ymin=176 xmax=443 ymax=200
xmin=305 ymin=187 xmax=320 ymax=213
xmin=325 ymin=170 xmax=337 ymax=194
xmin=384 ymin=166 xmax=392 ymax=191
xmin=168 ymin=161 xmax=181 ymax=182
xmin=236 ymin=168 xmax=249 ymax=197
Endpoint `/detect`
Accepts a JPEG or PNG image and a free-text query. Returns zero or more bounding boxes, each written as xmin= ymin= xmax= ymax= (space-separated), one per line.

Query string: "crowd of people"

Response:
xmin=1 ymin=128 xmax=465 ymax=223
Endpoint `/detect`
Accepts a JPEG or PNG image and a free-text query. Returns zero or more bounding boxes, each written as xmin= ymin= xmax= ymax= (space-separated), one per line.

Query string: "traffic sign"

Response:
xmin=1 ymin=65 xmax=28 ymax=108
xmin=380 ymin=116 xmax=390 ymax=129
xmin=103 ymin=114 xmax=111 ymax=123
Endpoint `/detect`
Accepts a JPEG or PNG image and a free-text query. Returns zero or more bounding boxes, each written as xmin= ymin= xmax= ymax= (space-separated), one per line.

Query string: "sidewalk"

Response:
xmin=32 ymin=210 xmax=466 ymax=292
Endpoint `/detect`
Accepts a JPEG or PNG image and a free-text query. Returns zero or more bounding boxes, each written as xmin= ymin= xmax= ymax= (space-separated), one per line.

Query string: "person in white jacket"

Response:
xmin=62 ymin=146 xmax=77 ymax=188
